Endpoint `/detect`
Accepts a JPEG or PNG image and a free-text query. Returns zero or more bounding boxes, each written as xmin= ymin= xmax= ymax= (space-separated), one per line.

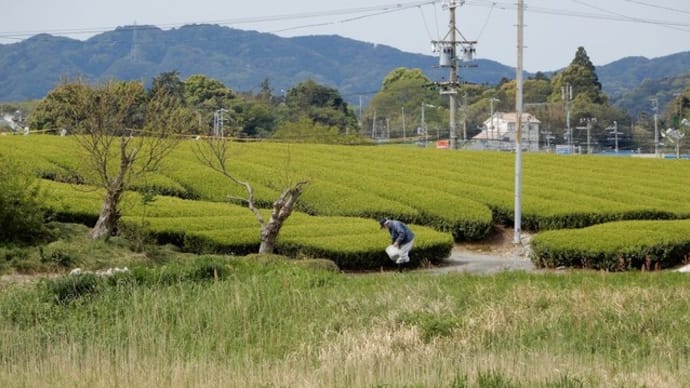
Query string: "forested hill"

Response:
xmin=0 ymin=24 xmax=514 ymax=102
xmin=1 ymin=23 xmax=688 ymax=112
xmin=598 ymin=52 xmax=690 ymax=99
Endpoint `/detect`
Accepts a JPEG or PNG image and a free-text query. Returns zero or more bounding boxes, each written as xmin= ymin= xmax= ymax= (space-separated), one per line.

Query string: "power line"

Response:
xmin=3 ymin=0 xmax=690 ymax=44
xmin=569 ymin=0 xmax=690 ymax=32
xmin=417 ymin=6 xmax=435 ymax=43
xmin=464 ymin=0 xmax=690 ymax=29
xmin=475 ymin=2 xmax=497 ymax=41
xmin=273 ymin=3 xmax=435 ymax=34
xmin=0 ymin=1 xmax=441 ymax=41
xmin=623 ymin=0 xmax=690 ymax=15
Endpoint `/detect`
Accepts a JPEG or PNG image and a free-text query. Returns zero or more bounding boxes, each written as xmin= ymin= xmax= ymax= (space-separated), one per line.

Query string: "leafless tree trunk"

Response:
xmin=259 ymin=181 xmax=308 ymax=253
xmin=89 ymin=137 xmax=136 ymax=239
xmin=196 ymin=138 xmax=308 ymax=254
xmin=65 ymin=80 xmax=192 ymax=240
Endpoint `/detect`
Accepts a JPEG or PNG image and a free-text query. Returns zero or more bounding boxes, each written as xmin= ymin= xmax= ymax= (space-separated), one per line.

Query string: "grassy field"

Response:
xmin=1 ymin=255 xmax=689 ymax=387
xmin=3 ymin=133 xmax=690 ymax=386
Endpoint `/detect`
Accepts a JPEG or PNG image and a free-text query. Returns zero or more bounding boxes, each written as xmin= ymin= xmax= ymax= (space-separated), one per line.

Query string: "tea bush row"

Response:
xmin=41 ymin=180 xmax=453 ymax=268
xmin=7 ymin=136 xmax=690 ymax=245
xmin=530 ymin=219 xmax=690 ymax=270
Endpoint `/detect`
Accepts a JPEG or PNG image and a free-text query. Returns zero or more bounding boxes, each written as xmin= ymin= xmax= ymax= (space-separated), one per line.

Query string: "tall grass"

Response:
xmin=1 ymin=261 xmax=689 ymax=387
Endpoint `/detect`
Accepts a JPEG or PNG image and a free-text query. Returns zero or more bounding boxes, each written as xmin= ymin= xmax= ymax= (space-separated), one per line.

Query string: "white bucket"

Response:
xmin=385 ymin=245 xmax=401 ymax=260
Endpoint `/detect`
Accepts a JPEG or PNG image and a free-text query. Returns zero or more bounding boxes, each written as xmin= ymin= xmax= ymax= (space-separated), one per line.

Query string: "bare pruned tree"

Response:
xmin=196 ymin=137 xmax=308 ymax=254
xmin=53 ymin=79 xmax=195 ymax=239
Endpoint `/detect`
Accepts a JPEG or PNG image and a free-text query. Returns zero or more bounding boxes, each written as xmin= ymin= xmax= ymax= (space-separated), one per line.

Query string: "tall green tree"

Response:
xmin=184 ymin=74 xmax=235 ymax=134
xmin=151 ymin=70 xmax=185 ymax=101
xmin=364 ymin=67 xmax=445 ymax=140
xmin=285 ymin=80 xmax=358 ymax=133
xmin=230 ymin=98 xmax=276 ymax=138
xmin=28 ymin=81 xmax=92 ymax=131
xmin=184 ymin=74 xmax=234 ymax=109
xmin=550 ymin=47 xmax=607 ymax=105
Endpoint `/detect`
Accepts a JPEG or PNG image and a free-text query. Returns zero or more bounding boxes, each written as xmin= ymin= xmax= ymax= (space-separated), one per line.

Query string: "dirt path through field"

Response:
xmin=421 ymin=226 xmax=536 ymax=274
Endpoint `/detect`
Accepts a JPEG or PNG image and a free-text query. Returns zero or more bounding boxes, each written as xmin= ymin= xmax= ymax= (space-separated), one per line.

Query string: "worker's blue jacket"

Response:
xmin=386 ymin=220 xmax=415 ymax=245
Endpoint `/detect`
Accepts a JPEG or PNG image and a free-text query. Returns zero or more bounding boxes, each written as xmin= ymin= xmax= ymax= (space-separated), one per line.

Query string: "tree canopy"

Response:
xmin=284 ymin=79 xmax=358 ymax=133
xmin=550 ymin=47 xmax=607 ymax=105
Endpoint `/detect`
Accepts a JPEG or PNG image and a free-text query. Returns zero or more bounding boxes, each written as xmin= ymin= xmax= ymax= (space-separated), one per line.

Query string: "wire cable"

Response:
xmin=417 ymin=6 xmax=435 ymax=43
xmin=569 ymin=0 xmax=690 ymax=32
xmin=273 ymin=3 xmax=432 ymax=34
xmin=622 ymin=0 xmax=690 ymax=15
xmin=474 ymin=2 xmax=496 ymax=41
xmin=463 ymin=0 xmax=690 ymax=29
xmin=0 ymin=1 xmax=440 ymax=41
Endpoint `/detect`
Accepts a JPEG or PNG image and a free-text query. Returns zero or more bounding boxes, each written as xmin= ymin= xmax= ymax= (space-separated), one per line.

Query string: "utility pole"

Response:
xmin=371 ymin=111 xmax=376 ymax=140
xmin=432 ymin=0 xmax=476 ymax=150
xmin=448 ymin=2 xmax=458 ymax=149
xmin=542 ymin=130 xmax=554 ymax=151
xmin=577 ymin=117 xmax=597 ymax=154
xmin=357 ymin=95 xmax=363 ymax=134
xmin=651 ymin=97 xmax=659 ymax=157
xmin=562 ymin=84 xmax=573 ymax=153
xmin=386 ymin=117 xmax=391 ymax=141
xmin=421 ymin=103 xmax=427 ymax=147
xmin=608 ymin=121 xmax=622 ymax=153
xmin=213 ymin=108 xmax=228 ymax=138
xmin=514 ymin=0 xmax=524 ymax=245
xmin=489 ymin=97 xmax=500 ymax=140
xmin=462 ymin=90 xmax=468 ymax=141
xmin=401 ymin=106 xmax=407 ymax=143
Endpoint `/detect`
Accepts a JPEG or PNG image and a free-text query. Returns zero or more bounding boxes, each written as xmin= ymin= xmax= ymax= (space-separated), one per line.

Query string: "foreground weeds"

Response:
xmin=1 ymin=263 xmax=689 ymax=387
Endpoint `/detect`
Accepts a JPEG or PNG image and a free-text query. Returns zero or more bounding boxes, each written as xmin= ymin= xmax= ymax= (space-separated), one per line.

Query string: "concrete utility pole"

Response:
xmin=371 ymin=111 xmax=376 ymax=140
xmin=651 ymin=97 xmax=660 ymax=156
xmin=608 ymin=121 xmax=622 ymax=153
xmin=562 ymin=84 xmax=573 ymax=153
xmin=432 ymin=0 xmax=476 ymax=150
xmin=462 ymin=90 xmax=468 ymax=141
xmin=514 ymin=0 xmax=524 ymax=245
xmin=578 ymin=117 xmax=597 ymax=154
xmin=448 ymin=3 xmax=458 ymax=149
xmin=401 ymin=106 xmax=407 ymax=142
xmin=213 ymin=108 xmax=228 ymax=138
xmin=489 ymin=97 xmax=500 ymax=139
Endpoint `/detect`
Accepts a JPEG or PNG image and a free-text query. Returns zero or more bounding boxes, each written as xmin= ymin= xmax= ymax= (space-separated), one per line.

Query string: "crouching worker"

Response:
xmin=380 ymin=217 xmax=415 ymax=271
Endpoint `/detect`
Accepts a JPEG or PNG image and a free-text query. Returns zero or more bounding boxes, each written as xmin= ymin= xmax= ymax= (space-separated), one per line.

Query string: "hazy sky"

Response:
xmin=2 ymin=0 xmax=689 ymax=72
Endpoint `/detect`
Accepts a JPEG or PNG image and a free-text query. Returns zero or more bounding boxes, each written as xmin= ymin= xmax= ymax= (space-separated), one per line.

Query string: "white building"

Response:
xmin=472 ymin=112 xmax=541 ymax=151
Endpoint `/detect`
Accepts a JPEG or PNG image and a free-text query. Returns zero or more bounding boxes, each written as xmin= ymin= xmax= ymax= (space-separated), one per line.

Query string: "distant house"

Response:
xmin=1 ymin=114 xmax=19 ymax=132
xmin=471 ymin=112 xmax=541 ymax=151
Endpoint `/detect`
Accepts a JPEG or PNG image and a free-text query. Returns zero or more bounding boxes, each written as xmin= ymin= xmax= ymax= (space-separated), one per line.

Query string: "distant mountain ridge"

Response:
xmin=0 ymin=24 xmax=513 ymax=103
xmin=0 ymin=24 xmax=688 ymax=113
xmin=598 ymin=52 xmax=690 ymax=98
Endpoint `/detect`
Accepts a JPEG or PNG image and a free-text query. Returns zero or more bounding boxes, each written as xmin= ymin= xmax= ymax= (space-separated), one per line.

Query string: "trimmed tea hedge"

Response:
xmin=40 ymin=180 xmax=453 ymax=268
xmin=6 ymin=135 xmax=690 ymax=256
xmin=530 ymin=219 xmax=690 ymax=271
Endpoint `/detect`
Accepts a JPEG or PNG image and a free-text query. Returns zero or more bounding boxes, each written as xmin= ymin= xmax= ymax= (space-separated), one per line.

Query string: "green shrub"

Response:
xmin=0 ymin=245 xmax=34 ymax=273
xmin=541 ymin=374 xmax=585 ymax=388
xmin=39 ymin=241 xmax=80 ymax=268
xmin=0 ymin=154 xmax=52 ymax=244
xmin=399 ymin=312 xmax=458 ymax=343
xmin=476 ymin=370 xmax=518 ymax=388
xmin=0 ymin=245 xmax=31 ymax=262
xmin=44 ymin=273 xmax=102 ymax=304
xmin=292 ymin=258 xmax=340 ymax=273
xmin=154 ymin=257 xmax=230 ymax=285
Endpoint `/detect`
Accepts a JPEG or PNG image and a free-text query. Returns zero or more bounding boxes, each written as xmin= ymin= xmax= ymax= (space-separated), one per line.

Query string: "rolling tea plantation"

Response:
xmin=3 ymin=134 xmax=690 ymax=270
